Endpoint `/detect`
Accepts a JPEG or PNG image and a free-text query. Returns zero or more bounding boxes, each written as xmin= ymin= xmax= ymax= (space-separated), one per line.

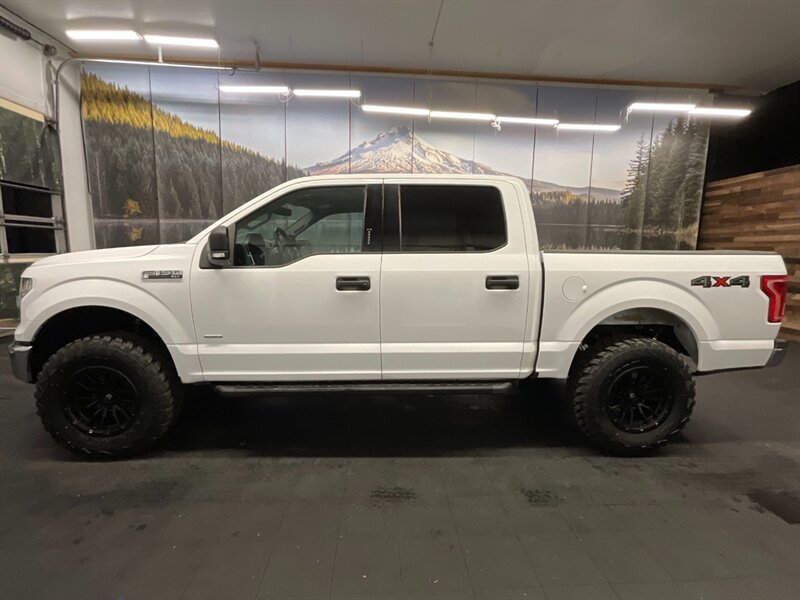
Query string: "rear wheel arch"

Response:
xmin=579 ymin=307 xmax=699 ymax=367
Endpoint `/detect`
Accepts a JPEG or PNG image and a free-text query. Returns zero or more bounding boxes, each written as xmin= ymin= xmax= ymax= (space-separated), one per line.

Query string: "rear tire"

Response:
xmin=568 ymin=336 xmax=695 ymax=455
xmin=35 ymin=334 xmax=179 ymax=459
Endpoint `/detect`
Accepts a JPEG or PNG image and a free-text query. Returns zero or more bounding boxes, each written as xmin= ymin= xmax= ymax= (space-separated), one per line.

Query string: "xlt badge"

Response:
xmin=142 ymin=270 xmax=183 ymax=280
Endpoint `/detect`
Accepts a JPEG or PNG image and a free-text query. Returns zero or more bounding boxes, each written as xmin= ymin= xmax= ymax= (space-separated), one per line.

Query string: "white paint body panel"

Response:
xmin=190 ymin=252 xmax=382 ymax=381
xmin=15 ymin=244 xmax=204 ymax=382
xmin=538 ymin=251 xmax=786 ymax=377
xmin=15 ymin=174 xmax=786 ymax=385
xmin=380 ymin=177 xmax=537 ymax=379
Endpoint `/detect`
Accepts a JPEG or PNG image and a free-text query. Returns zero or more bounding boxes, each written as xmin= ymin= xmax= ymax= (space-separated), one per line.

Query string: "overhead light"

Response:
xmin=143 ymin=34 xmax=218 ymax=48
xmin=689 ymin=107 xmax=752 ymax=118
xmin=66 ymin=30 xmax=141 ymax=41
xmin=362 ymin=104 xmax=430 ymax=116
xmin=557 ymin=123 xmax=621 ymax=132
xmin=496 ymin=116 xmax=559 ymax=126
xmin=219 ymin=85 xmax=289 ymax=94
xmin=430 ymin=110 xmax=496 ymax=121
xmin=628 ymin=102 xmax=696 ymax=113
xmin=293 ymin=89 xmax=361 ymax=98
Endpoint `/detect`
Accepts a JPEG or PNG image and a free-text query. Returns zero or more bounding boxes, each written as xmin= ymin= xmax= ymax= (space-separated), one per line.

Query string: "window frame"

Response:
xmin=0 ymin=181 xmax=66 ymax=260
xmin=385 ymin=183 xmax=509 ymax=254
xmin=220 ymin=183 xmax=382 ymax=269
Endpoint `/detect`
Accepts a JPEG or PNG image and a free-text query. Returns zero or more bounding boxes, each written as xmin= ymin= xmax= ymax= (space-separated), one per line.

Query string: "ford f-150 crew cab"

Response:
xmin=9 ymin=175 xmax=788 ymax=458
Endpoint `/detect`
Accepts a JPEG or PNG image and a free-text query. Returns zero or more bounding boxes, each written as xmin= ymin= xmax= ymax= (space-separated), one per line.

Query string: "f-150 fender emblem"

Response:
xmin=691 ymin=275 xmax=749 ymax=288
xmin=142 ymin=270 xmax=183 ymax=280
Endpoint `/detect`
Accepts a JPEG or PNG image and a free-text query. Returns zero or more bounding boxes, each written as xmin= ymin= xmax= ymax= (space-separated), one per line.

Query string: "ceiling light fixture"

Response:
xmin=362 ymin=104 xmax=430 ymax=116
xmin=689 ymin=107 xmax=752 ymax=118
xmin=218 ymin=85 xmax=289 ymax=94
xmin=557 ymin=123 xmax=621 ymax=132
xmin=292 ymin=89 xmax=361 ymax=98
xmin=430 ymin=110 xmax=496 ymax=121
xmin=66 ymin=30 xmax=141 ymax=41
xmin=628 ymin=102 xmax=696 ymax=113
xmin=495 ymin=116 xmax=559 ymax=126
xmin=143 ymin=34 xmax=218 ymax=48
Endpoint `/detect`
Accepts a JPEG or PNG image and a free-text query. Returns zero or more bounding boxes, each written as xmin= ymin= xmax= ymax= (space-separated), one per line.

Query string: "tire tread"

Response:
xmin=570 ymin=336 xmax=695 ymax=455
xmin=35 ymin=334 xmax=177 ymax=459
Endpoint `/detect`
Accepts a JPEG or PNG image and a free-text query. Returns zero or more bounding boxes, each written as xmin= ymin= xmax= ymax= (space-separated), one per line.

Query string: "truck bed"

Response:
xmin=536 ymin=250 xmax=786 ymax=377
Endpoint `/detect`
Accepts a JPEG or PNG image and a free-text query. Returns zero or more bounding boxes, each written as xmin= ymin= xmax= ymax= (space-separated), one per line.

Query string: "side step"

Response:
xmin=214 ymin=381 xmax=515 ymax=397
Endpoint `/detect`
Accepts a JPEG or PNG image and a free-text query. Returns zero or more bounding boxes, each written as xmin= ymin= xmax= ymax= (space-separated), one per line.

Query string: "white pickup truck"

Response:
xmin=9 ymin=175 xmax=788 ymax=458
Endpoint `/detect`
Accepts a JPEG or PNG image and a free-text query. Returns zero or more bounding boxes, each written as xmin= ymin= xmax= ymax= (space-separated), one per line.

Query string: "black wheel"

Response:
xmin=35 ymin=334 xmax=180 ymax=459
xmin=568 ymin=336 xmax=695 ymax=455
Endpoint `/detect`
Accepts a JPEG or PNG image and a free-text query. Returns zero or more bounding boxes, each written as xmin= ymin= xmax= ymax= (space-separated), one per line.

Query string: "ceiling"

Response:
xmin=4 ymin=0 xmax=800 ymax=92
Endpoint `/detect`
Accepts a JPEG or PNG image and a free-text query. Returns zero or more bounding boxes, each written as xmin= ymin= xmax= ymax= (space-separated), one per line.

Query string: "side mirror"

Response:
xmin=207 ymin=226 xmax=230 ymax=267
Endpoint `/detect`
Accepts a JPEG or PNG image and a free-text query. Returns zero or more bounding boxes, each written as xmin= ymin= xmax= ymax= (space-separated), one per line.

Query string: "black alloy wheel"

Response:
xmin=36 ymin=333 xmax=180 ymax=458
xmin=63 ymin=365 xmax=140 ymax=437
xmin=603 ymin=361 xmax=675 ymax=433
xmin=567 ymin=336 xmax=695 ymax=455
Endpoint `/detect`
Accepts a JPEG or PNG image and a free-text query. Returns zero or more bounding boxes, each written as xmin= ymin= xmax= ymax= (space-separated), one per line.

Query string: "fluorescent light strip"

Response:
xmin=219 ymin=85 xmax=289 ymax=94
xmin=143 ymin=34 xmax=218 ymax=48
xmin=430 ymin=110 xmax=496 ymax=121
xmin=496 ymin=116 xmax=559 ymax=126
xmin=557 ymin=123 xmax=621 ymax=132
xmin=689 ymin=107 xmax=752 ymax=118
xmin=66 ymin=30 xmax=141 ymax=41
xmin=293 ymin=89 xmax=361 ymax=98
xmin=362 ymin=104 xmax=430 ymax=116
xmin=628 ymin=102 xmax=696 ymax=113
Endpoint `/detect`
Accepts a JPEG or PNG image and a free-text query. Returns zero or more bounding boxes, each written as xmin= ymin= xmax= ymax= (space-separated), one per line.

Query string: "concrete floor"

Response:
xmin=1 ymin=342 xmax=798 ymax=600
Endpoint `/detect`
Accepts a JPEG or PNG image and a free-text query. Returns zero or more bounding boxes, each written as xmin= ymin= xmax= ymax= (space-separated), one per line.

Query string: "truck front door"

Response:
xmin=190 ymin=183 xmax=383 ymax=381
xmin=379 ymin=181 xmax=532 ymax=380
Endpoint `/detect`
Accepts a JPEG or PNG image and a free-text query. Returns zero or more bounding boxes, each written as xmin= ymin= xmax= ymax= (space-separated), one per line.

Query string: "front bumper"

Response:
xmin=766 ymin=338 xmax=789 ymax=368
xmin=8 ymin=341 xmax=34 ymax=383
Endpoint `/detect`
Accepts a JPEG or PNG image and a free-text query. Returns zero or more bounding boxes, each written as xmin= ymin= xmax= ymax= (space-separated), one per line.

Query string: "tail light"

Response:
xmin=760 ymin=275 xmax=787 ymax=323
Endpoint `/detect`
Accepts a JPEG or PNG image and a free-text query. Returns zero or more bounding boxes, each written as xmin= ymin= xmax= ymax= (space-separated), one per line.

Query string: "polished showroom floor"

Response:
xmin=1 ymin=341 xmax=798 ymax=600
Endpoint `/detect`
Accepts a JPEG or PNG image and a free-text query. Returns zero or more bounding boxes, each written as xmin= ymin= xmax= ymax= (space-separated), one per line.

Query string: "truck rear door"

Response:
xmin=379 ymin=180 xmax=534 ymax=380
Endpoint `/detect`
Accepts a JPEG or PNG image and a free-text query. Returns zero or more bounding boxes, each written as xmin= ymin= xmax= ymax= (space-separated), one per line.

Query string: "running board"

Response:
xmin=214 ymin=381 xmax=515 ymax=396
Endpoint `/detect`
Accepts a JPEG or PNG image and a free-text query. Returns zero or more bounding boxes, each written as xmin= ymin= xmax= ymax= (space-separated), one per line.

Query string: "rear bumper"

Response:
xmin=8 ymin=341 xmax=33 ymax=383
xmin=766 ymin=339 xmax=789 ymax=368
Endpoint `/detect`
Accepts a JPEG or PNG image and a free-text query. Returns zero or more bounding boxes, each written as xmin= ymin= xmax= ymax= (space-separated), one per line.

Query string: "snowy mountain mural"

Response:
xmin=306 ymin=125 xmax=622 ymax=202
xmin=79 ymin=64 xmax=709 ymax=251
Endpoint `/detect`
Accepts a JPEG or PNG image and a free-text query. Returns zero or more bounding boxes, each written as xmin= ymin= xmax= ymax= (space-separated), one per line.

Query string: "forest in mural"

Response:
xmin=80 ymin=64 xmax=710 ymax=249
xmin=0 ymin=105 xmax=62 ymax=192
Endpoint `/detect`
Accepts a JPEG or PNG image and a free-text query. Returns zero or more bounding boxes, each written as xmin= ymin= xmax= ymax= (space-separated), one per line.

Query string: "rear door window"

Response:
xmin=398 ymin=185 xmax=506 ymax=252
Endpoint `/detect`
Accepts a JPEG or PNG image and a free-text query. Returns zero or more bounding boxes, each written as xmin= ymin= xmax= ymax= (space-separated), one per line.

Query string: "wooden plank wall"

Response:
xmin=698 ymin=164 xmax=800 ymax=340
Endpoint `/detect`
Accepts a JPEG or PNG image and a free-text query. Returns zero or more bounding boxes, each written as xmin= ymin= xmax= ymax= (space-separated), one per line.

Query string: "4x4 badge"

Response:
xmin=691 ymin=275 xmax=749 ymax=288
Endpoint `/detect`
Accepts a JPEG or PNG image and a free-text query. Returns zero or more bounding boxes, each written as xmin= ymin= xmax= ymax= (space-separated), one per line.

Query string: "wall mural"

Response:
xmin=0 ymin=104 xmax=63 ymax=327
xmin=81 ymin=63 xmax=711 ymax=250
xmin=0 ymin=104 xmax=62 ymax=192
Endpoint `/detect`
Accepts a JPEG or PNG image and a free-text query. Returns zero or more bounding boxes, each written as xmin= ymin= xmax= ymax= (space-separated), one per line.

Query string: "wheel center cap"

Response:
xmin=104 ymin=393 xmax=114 ymax=402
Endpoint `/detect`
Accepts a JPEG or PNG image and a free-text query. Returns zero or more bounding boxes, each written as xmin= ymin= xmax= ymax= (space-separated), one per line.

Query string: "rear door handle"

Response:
xmin=336 ymin=276 xmax=371 ymax=291
xmin=485 ymin=275 xmax=519 ymax=290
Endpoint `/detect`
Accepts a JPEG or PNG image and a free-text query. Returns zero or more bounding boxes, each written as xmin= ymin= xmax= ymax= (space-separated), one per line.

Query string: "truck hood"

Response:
xmin=29 ymin=245 xmax=160 ymax=268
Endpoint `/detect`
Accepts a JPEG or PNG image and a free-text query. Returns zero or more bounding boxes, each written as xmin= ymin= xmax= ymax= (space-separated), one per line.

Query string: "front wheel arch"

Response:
xmin=29 ymin=306 xmax=176 ymax=382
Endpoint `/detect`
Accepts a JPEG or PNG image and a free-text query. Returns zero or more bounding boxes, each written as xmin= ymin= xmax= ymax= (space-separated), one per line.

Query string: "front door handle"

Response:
xmin=485 ymin=275 xmax=519 ymax=290
xmin=336 ymin=276 xmax=371 ymax=291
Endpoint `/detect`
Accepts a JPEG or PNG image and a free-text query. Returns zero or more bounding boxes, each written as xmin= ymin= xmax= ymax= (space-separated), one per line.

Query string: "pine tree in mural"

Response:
xmin=620 ymin=135 xmax=650 ymax=232
xmin=678 ymin=118 xmax=710 ymax=232
xmin=620 ymin=117 xmax=709 ymax=248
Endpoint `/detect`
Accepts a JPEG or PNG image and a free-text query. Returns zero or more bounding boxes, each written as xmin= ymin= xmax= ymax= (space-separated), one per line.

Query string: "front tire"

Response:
xmin=568 ymin=336 xmax=695 ymax=455
xmin=35 ymin=334 xmax=179 ymax=459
